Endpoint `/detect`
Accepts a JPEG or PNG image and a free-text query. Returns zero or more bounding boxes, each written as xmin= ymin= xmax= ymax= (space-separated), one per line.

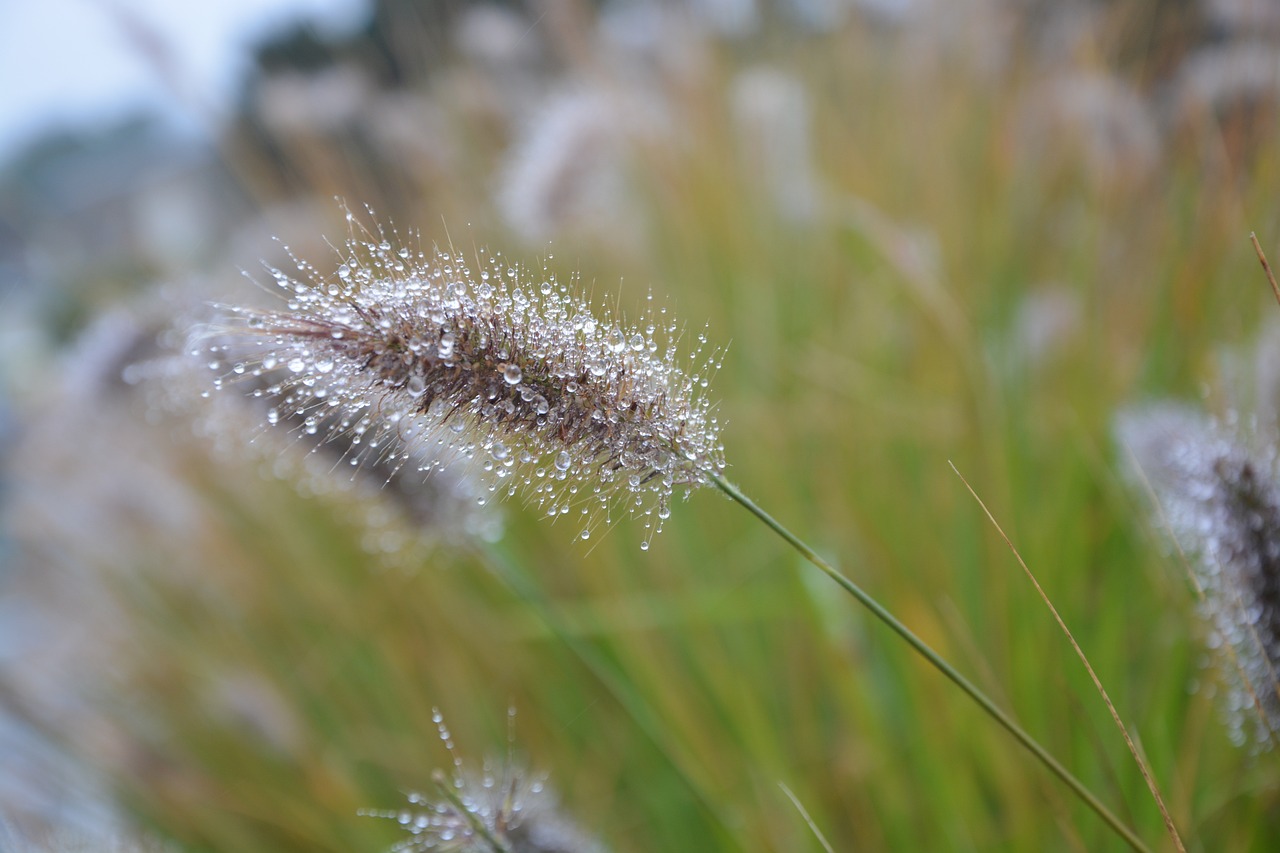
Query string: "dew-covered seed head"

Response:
xmin=1118 ymin=403 xmax=1280 ymax=748
xmin=204 ymin=219 xmax=726 ymax=545
xmin=360 ymin=708 xmax=607 ymax=853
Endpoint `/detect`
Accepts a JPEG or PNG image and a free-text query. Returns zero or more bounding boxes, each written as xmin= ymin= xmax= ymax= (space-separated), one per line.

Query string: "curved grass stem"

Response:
xmin=708 ymin=472 xmax=1150 ymax=853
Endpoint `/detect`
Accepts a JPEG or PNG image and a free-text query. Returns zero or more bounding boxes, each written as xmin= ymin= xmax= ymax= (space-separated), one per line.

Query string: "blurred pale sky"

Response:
xmin=0 ymin=0 xmax=369 ymax=162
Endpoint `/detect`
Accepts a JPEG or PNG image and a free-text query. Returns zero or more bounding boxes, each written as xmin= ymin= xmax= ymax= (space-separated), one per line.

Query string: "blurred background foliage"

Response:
xmin=3 ymin=0 xmax=1280 ymax=850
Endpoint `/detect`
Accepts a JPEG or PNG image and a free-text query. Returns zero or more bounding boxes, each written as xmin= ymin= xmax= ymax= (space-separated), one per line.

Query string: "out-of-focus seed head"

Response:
xmin=1117 ymin=403 xmax=1280 ymax=747
xmin=103 ymin=300 xmax=500 ymax=554
xmin=202 ymin=215 xmax=725 ymax=546
xmin=361 ymin=709 xmax=607 ymax=853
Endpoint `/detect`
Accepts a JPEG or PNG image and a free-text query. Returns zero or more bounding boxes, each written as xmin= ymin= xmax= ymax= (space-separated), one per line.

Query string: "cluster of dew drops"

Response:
xmin=203 ymin=210 xmax=725 ymax=549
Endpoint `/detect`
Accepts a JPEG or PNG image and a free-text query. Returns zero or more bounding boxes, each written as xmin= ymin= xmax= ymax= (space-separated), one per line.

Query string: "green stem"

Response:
xmin=709 ymin=472 xmax=1149 ymax=853
xmin=432 ymin=768 xmax=512 ymax=853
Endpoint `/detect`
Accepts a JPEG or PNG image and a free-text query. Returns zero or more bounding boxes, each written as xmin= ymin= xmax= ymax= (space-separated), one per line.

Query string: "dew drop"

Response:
xmin=503 ymin=364 xmax=522 ymax=385
xmin=608 ymin=329 xmax=626 ymax=352
xmin=287 ymin=357 xmax=306 ymax=373
xmin=555 ymin=451 xmax=572 ymax=472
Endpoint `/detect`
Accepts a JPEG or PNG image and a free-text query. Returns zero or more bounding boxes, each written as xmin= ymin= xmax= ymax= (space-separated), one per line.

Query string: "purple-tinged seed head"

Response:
xmin=202 ymin=220 xmax=725 ymax=546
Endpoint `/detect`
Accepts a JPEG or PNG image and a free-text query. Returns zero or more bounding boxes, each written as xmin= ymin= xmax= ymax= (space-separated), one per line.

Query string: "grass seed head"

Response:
xmin=360 ymin=709 xmax=607 ymax=853
xmin=204 ymin=216 xmax=725 ymax=545
xmin=1118 ymin=404 xmax=1280 ymax=747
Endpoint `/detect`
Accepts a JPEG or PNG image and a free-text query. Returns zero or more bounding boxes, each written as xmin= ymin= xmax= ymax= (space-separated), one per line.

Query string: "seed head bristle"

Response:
xmin=203 ymin=217 xmax=725 ymax=545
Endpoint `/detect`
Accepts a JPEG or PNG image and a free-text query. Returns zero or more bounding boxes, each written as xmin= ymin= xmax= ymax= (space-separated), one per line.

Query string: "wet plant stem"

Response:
xmin=708 ymin=472 xmax=1149 ymax=853
xmin=432 ymin=769 xmax=512 ymax=853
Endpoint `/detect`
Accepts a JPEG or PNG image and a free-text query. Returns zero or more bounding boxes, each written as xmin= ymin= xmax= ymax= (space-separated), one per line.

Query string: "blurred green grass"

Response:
xmin=10 ymin=4 xmax=1280 ymax=851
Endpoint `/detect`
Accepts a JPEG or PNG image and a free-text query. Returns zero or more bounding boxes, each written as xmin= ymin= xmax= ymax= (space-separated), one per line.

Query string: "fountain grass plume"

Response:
xmin=1118 ymin=403 xmax=1280 ymax=747
xmin=204 ymin=213 xmax=725 ymax=546
xmin=359 ymin=709 xmax=607 ymax=853
xmin=199 ymin=213 xmax=1147 ymax=850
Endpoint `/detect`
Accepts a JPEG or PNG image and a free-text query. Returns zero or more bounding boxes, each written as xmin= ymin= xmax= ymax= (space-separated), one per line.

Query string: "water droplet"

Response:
xmin=503 ymin=364 xmax=522 ymax=384
xmin=287 ymin=357 xmax=306 ymax=373
xmin=608 ymin=329 xmax=626 ymax=352
xmin=406 ymin=375 xmax=427 ymax=397
xmin=315 ymin=357 xmax=334 ymax=373
xmin=555 ymin=451 xmax=572 ymax=472
xmin=629 ymin=334 xmax=645 ymax=351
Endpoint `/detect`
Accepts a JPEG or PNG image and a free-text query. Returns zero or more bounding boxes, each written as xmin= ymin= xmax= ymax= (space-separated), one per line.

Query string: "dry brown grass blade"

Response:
xmin=1250 ymin=232 xmax=1280 ymax=310
xmin=949 ymin=461 xmax=1187 ymax=853
xmin=778 ymin=782 xmax=836 ymax=853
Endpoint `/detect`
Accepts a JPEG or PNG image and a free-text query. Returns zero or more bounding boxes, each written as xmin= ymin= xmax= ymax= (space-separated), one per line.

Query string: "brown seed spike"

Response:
xmin=202 ymin=220 xmax=725 ymax=547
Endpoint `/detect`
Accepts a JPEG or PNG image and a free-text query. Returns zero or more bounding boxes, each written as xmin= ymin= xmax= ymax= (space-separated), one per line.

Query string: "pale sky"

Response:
xmin=0 ymin=0 xmax=369 ymax=162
